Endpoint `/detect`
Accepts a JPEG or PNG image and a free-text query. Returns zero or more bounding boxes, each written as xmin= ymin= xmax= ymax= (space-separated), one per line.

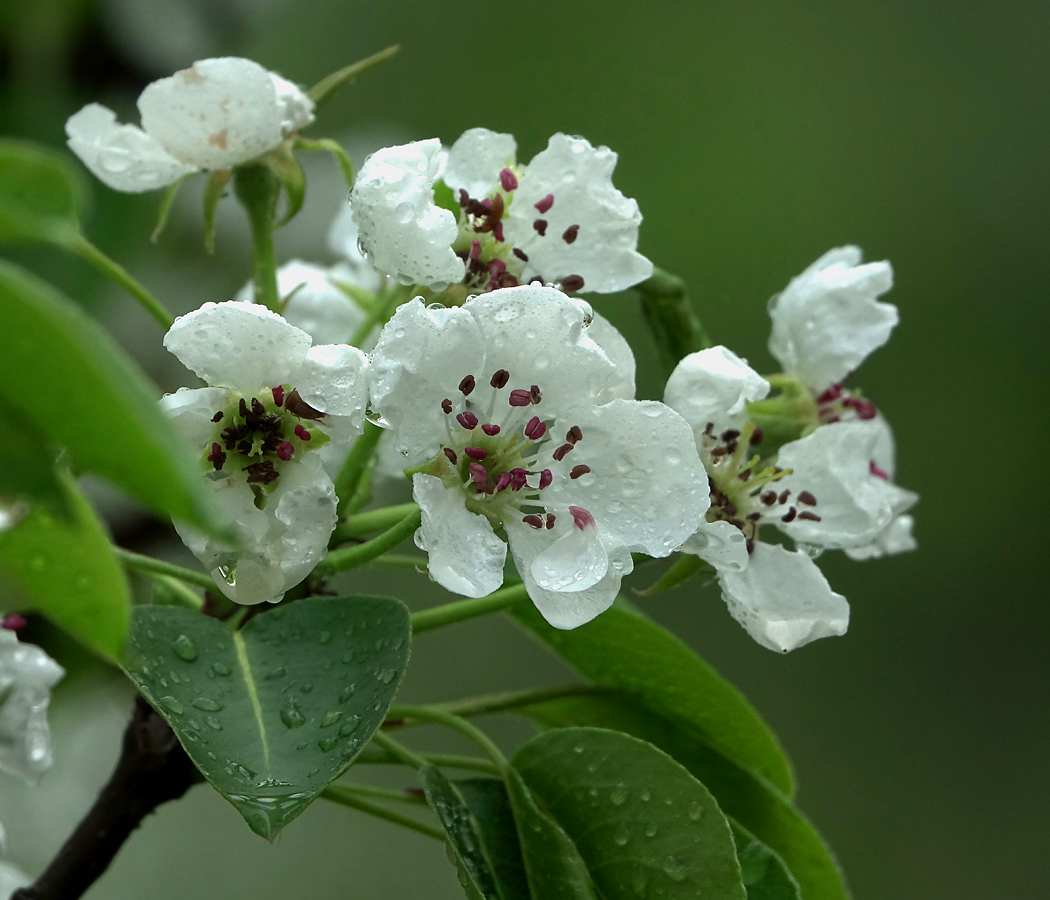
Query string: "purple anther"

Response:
xmin=552 ymin=442 xmax=573 ymax=461
xmin=442 ymin=398 xmax=453 ymax=414
xmin=534 ymin=193 xmax=554 ymax=213
xmin=488 ymin=258 xmax=506 ymax=278
xmin=211 ymin=410 xmax=224 ymax=423
xmin=493 ymin=221 xmax=505 ymax=243
xmin=272 ymin=385 xmax=285 ymax=407
xmin=869 ymin=460 xmax=889 ymax=481
xmin=816 ymin=384 xmax=843 ymax=404
xmin=457 ymin=411 xmax=479 ymax=429
xmin=490 ymin=369 xmax=510 ymax=389
xmin=545 ymin=514 xmax=556 ymax=529
xmin=294 ymin=425 xmax=312 ymax=441
xmin=443 ymin=447 xmax=458 ymax=464
xmin=513 ymin=248 xmax=529 ymax=262
xmin=2 ymin=613 xmax=27 ymax=631
xmin=500 ymin=168 xmax=519 ymax=191
xmin=482 ymin=423 xmax=501 ymax=436
xmin=469 ymin=462 xmax=489 ymax=484
xmin=469 ymin=239 xmax=481 ymax=260
xmin=539 ymin=468 xmax=553 ymax=489
xmin=569 ymin=505 xmax=596 ymax=530
xmin=533 ymin=219 xmax=548 ymax=236
xmin=566 ymin=425 xmax=583 ymax=444
xmin=509 ymin=389 xmax=532 ymax=407
xmin=481 ymin=198 xmax=493 ymax=211
xmin=570 ymin=464 xmax=591 ymax=480
xmin=495 ymin=472 xmax=512 ymax=492
xmin=855 ymin=399 xmax=877 ymax=420
xmin=207 ymin=443 xmax=226 ymax=471
xmin=277 ymin=442 xmax=295 ymax=461
xmin=465 ymin=447 xmax=488 ymax=461
xmin=510 ymin=468 xmax=529 ymax=491
xmin=524 ymin=416 xmax=546 ymax=439
xmin=522 ymin=514 xmax=544 ymax=529
xmin=560 ymin=275 xmax=585 ymax=292
xmin=529 ymin=384 xmax=542 ymax=404
xmin=459 ymin=374 xmax=476 ymax=396
xmin=562 ymin=224 xmax=579 ymax=244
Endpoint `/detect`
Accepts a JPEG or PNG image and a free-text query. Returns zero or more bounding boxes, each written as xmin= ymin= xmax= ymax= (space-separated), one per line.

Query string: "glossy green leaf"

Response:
xmin=122 ymin=595 xmax=411 ymax=838
xmin=0 ymin=261 xmax=225 ymax=534
xmin=457 ymin=778 xmax=532 ymax=900
xmin=0 ymin=471 xmax=130 ymax=661
xmin=0 ymin=140 xmax=84 ymax=244
xmin=512 ymin=601 xmax=793 ymax=794
xmin=0 ymin=404 xmax=67 ymax=514
xmin=731 ymin=820 xmax=802 ymax=900
xmin=513 ymin=728 xmax=746 ymax=900
xmin=517 ymin=692 xmax=849 ymax=900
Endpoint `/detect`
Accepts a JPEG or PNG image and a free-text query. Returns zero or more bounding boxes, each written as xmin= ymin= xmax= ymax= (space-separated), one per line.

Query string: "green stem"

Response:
xmin=347 ymin=283 xmax=411 ymax=348
xmin=327 ymin=782 xmax=425 ymax=805
xmin=431 ymin=684 xmax=610 ymax=719
xmin=388 ymin=705 xmax=509 ymax=771
xmin=233 ymin=164 xmax=281 ymax=312
xmin=65 ymin=234 xmax=173 ymax=329
xmin=633 ymin=265 xmax=711 ymax=377
xmin=333 ymin=423 xmax=385 ymax=518
xmin=114 ymin=548 xmax=213 ymax=591
xmin=332 ymin=501 xmax=418 ymax=544
xmin=307 ymin=44 xmax=401 ymax=106
xmin=353 ymin=747 xmax=499 ymax=775
xmin=411 ymin=582 xmax=529 ymax=634
xmin=320 ymin=785 xmax=442 ymax=840
xmin=143 ymin=574 xmax=204 ymax=612
xmin=370 ymin=730 xmax=428 ymax=770
xmin=369 ymin=554 xmax=428 ymax=571
xmin=315 ymin=508 xmax=421 ymax=575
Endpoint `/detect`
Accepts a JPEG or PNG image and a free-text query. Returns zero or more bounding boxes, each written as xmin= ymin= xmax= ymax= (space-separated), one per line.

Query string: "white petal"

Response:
xmin=443 ymin=127 xmax=517 ymax=199
xmin=326 ymin=205 xmax=384 ymax=291
xmin=369 ymin=299 xmax=485 ymax=466
xmin=350 ymin=139 xmax=465 ymax=288
xmin=413 ymin=474 xmax=506 ymax=598
xmin=718 ymin=543 xmax=849 ymax=652
xmin=664 ymin=346 xmax=770 ymax=435
xmin=65 ymin=103 xmax=196 ymax=192
xmin=845 ymin=514 xmax=917 ymax=560
xmin=586 ymin=312 xmax=636 ymax=403
xmin=508 ymin=520 xmax=632 ymax=629
xmin=775 ymin=421 xmax=912 ymax=548
xmin=272 ymin=455 xmax=339 ymax=588
xmin=0 ymin=860 xmax=31 ymax=895
xmin=0 ymin=630 xmax=65 ymax=782
xmin=159 ymin=386 xmax=229 ymax=452
xmin=164 ymin=300 xmax=312 ymax=393
xmin=544 ymin=399 xmax=710 ymax=557
xmin=138 ymin=57 xmax=288 ymax=169
xmin=681 ymin=519 xmax=750 ymax=573
xmin=768 ymin=246 xmax=897 ymax=392
xmin=269 ymin=72 xmax=315 ymax=133
xmin=506 ymin=133 xmax=653 ymax=293
xmin=527 ymin=512 xmax=609 ymax=593
xmin=296 ymin=343 xmax=369 ymax=426
xmin=867 ymin=412 xmax=897 ymax=479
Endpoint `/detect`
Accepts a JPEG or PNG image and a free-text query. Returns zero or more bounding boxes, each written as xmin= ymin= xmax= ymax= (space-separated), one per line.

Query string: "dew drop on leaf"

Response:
xmin=171 ymin=635 xmax=198 ymax=661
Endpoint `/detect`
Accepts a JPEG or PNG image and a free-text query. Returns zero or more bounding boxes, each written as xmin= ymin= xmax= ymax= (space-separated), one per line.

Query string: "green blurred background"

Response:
xmin=1 ymin=0 xmax=1047 ymax=897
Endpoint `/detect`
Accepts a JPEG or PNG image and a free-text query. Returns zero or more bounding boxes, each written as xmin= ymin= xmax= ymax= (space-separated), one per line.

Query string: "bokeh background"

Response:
xmin=1 ymin=0 xmax=1047 ymax=897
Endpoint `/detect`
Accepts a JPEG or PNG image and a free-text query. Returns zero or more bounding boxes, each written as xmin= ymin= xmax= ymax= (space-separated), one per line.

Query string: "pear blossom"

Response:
xmin=369 ymin=285 xmax=705 ymax=628
xmin=65 ymin=57 xmax=314 ymax=193
xmin=0 ymin=624 xmax=65 ymax=782
xmin=161 ymin=300 xmax=369 ymax=605
xmin=350 ymin=128 xmax=653 ymax=295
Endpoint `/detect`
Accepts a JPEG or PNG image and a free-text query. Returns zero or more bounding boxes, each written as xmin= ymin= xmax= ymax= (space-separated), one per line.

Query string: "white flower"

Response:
xmin=350 ymin=128 xmax=653 ymax=294
xmin=0 ymin=627 xmax=65 ymax=783
xmin=0 ymin=860 xmax=30 ymax=898
xmin=65 ymin=57 xmax=314 ymax=193
xmin=161 ymin=301 xmax=369 ymax=604
xmin=369 ymin=285 xmax=706 ymax=628
xmin=768 ymin=246 xmax=897 ymax=395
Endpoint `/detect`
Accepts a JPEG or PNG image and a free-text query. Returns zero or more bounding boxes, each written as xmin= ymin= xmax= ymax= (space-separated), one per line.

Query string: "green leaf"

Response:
xmin=0 ymin=140 xmax=85 ymax=244
xmin=0 ymin=261 xmax=225 ymax=534
xmin=420 ymin=766 xmax=501 ymax=899
xmin=202 ymin=169 xmax=230 ymax=254
xmin=0 ymin=403 xmax=68 ymax=514
xmin=511 ymin=601 xmax=793 ymax=794
xmin=457 ymin=778 xmax=532 ymax=900
xmin=513 ymin=727 xmax=746 ymax=900
xmin=0 ymin=470 xmax=130 ymax=661
xmin=517 ymin=692 xmax=848 ymax=900
xmin=122 ymin=595 xmax=411 ymax=838
xmin=731 ymin=820 xmax=802 ymax=900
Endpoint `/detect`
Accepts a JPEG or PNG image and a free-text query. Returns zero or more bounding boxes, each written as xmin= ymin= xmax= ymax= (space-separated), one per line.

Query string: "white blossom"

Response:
xmin=161 ymin=301 xmax=368 ymax=605
xmin=0 ymin=627 xmax=64 ymax=783
xmin=350 ymin=128 xmax=652 ymax=295
xmin=65 ymin=57 xmax=314 ymax=193
xmin=370 ymin=285 xmax=706 ymax=628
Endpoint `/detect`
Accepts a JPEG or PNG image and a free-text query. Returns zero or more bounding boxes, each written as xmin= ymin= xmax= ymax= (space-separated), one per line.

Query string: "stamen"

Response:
xmin=495 ymin=472 xmax=512 ymax=491
xmin=239 ymin=398 xmax=248 ymax=417
xmin=465 ymin=447 xmax=488 ymax=461
xmin=459 ymin=375 xmax=476 ymax=396
xmin=778 ymin=489 xmax=790 ymax=504
xmin=817 ymin=384 xmax=843 ymax=404
xmin=1 ymin=613 xmax=27 ymax=631
xmin=529 ymin=385 xmax=542 ymax=404
xmin=294 ymin=424 xmax=312 ymax=441
xmin=522 ymin=514 xmax=544 ymax=529
xmin=534 ymin=194 xmax=554 ymax=213
xmin=490 ymin=369 xmax=510 ymax=389
xmin=560 ymin=275 xmax=585 ymax=292
xmin=525 ymin=416 xmax=546 ymax=439
xmin=566 ymin=425 xmax=583 ymax=444
xmin=781 ymin=508 xmax=797 ymax=523
xmin=570 ymin=465 xmax=591 ymax=479
xmin=545 ymin=514 xmax=556 ymax=529
xmin=568 ymin=506 xmax=595 ymax=530
xmin=442 ymin=398 xmax=453 ymax=414
xmin=481 ymin=423 xmax=501 ymax=436
xmin=797 ymin=491 xmax=817 ymax=506
xmin=760 ymin=491 xmax=777 ymax=505
xmin=798 ymin=512 xmax=822 ymax=521
xmin=272 ymin=386 xmax=285 ymax=407
xmin=562 ymin=225 xmax=579 ymax=244
xmin=533 ymin=219 xmax=548 ymax=236
xmin=277 ymin=442 xmax=295 ymax=461
xmin=509 ymin=389 xmax=531 ymax=407
xmin=749 ymin=427 xmax=764 ymax=446
xmin=539 ymin=469 xmax=553 ymax=489
xmin=243 ymin=460 xmax=279 ymax=485
xmin=493 ymin=222 xmax=505 ymax=243
xmin=211 ymin=411 xmax=224 ymax=422
xmin=552 ymin=443 xmax=573 ymax=461
xmin=500 ymin=168 xmax=519 ymax=191
xmin=457 ymin=411 xmax=479 ymax=429
xmin=469 ymin=462 xmax=489 ymax=484
xmin=251 ymin=398 xmax=266 ymax=417
xmin=870 ymin=461 xmax=889 ymax=480
xmin=207 ymin=443 xmax=226 ymax=471
xmin=721 ymin=429 xmax=740 ymax=442
xmin=443 ymin=448 xmax=458 ymax=464
xmin=469 ymin=239 xmax=481 ymax=260
xmin=513 ymin=248 xmax=529 ymax=262
xmin=510 ymin=468 xmax=529 ymax=491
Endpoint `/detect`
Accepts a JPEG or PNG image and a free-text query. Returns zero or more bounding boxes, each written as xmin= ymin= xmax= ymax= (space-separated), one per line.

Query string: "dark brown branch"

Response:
xmin=13 ymin=695 xmax=199 ymax=900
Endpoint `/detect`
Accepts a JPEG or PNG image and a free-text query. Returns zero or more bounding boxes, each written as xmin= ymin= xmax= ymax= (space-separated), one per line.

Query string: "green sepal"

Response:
xmin=151 ymin=172 xmax=193 ymax=244
xmin=295 ymin=137 xmax=354 ymax=190
xmin=202 ymin=169 xmax=231 ymax=254
xmin=307 ymin=45 xmax=401 ymax=107
xmin=263 ymin=144 xmax=306 ymax=227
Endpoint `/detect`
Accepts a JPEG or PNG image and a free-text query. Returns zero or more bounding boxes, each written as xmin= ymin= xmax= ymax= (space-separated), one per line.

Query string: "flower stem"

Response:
xmin=353 ymin=746 xmax=499 ymax=775
xmin=370 ymin=730 xmax=428 ymax=769
xmin=387 ymin=705 xmax=509 ymax=771
xmin=113 ymin=547 xmax=213 ymax=591
xmin=428 ymin=684 xmax=610 ymax=719
xmin=319 ymin=785 xmax=442 ymax=840
xmin=141 ymin=574 xmax=204 ymax=612
xmin=328 ymin=782 xmax=426 ymax=805
xmin=331 ymin=501 xmax=419 ymax=544
xmin=369 ymin=554 xmax=428 ymax=571
xmin=316 ymin=508 xmax=421 ymax=574
xmin=410 ymin=582 xmax=529 ymax=634
xmin=233 ymin=163 xmax=281 ymax=313
xmin=347 ymin=282 xmax=412 ymax=348
xmin=333 ymin=423 xmax=385 ymax=518
xmin=633 ymin=265 xmax=711 ymax=377
xmin=65 ymin=234 xmax=174 ymax=329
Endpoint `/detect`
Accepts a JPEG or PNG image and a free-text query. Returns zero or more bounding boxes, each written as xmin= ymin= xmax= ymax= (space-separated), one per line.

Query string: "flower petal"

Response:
xmin=506 ymin=133 xmax=653 ymax=292
xmin=718 ymin=543 xmax=849 ymax=652
xmin=0 ymin=630 xmax=65 ymax=782
xmin=768 ymin=246 xmax=897 ymax=392
xmin=681 ymin=519 xmax=750 ymax=573
xmin=664 ymin=346 xmax=770 ymax=435
xmin=586 ymin=312 xmax=636 ymax=403
xmin=163 ymin=300 xmax=312 ymax=393
xmin=413 ymin=474 xmax=506 ymax=598
xmin=269 ymin=72 xmax=316 ymax=134
xmin=159 ymin=386 xmax=229 ymax=452
xmin=526 ymin=511 xmax=609 ymax=593
xmin=444 ymin=127 xmax=517 ymax=199
xmin=138 ymin=57 xmax=290 ymax=169
xmin=543 ymin=399 xmax=710 ymax=557
xmin=296 ymin=343 xmax=369 ymax=424
xmin=326 ymin=205 xmax=384 ymax=292
xmin=350 ymin=139 xmax=465 ymax=288
xmin=65 ymin=103 xmax=196 ymax=192
xmin=845 ymin=514 xmax=917 ymax=560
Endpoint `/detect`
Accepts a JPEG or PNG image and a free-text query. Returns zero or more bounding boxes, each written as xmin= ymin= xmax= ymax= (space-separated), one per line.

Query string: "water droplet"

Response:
xmin=341 ymin=653 xmax=354 ymax=664
xmin=323 ymin=661 xmax=334 ymax=671
xmin=662 ymin=855 xmax=688 ymax=882
xmin=687 ymin=801 xmax=704 ymax=821
xmin=318 ymin=630 xmax=332 ymax=644
xmin=192 ymin=698 xmax=223 ymax=712
xmin=160 ymin=697 xmax=184 ymax=715
xmin=300 ymin=683 xmax=314 ymax=694
xmin=644 ymin=822 xmax=658 ymax=837
xmin=318 ymin=737 xmax=336 ymax=752
xmin=338 ymin=685 xmax=356 ymax=703
xmin=573 ymin=744 xmax=585 ymax=754
xmin=171 ymin=635 xmax=198 ymax=662
xmin=610 ymin=785 xmax=629 ymax=806
xmin=280 ymin=697 xmax=306 ymax=729
xmin=74 ymin=572 xmax=93 ymax=590
xmin=338 ymin=715 xmax=361 ymax=736
xmin=640 ymin=787 xmax=652 ymax=802
xmin=320 ymin=711 xmax=342 ymax=728
xmin=266 ymin=666 xmax=288 ymax=680
xmin=613 ymin=823 xmax=630 ymax=846
xmin=211 ymin=662 xmax=231 ymax=676
xmin=205 ymin=716 xmax=222 ymax=730
xmin=378 ymin=669 xmax=396 ymax=684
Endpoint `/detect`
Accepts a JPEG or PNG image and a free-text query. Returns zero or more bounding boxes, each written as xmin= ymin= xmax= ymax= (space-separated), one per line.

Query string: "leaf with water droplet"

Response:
xmin=172 ymin=634 xmax=198 ymax=662
xmin=122 ymin=595 xmax=411 ymax=839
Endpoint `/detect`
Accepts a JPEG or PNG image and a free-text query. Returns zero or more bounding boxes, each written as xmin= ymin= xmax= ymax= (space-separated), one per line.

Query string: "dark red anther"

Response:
xmin=294 ymin=424 xmax=312 ymax=441
xmin=524 ymin=416 xmax=546 ymax=439
xmin=533 ymin=219 xmax=548 ymax=236
xmin=500 ymin=168 xmax=519 ymax=191
xmin=211 ymin=410 xmax=224 ymax=423
xmin=529 ymin=385 xmax=542 ymax=404
xmin=498 ymin=272 xmax=519 ymax=289
xmin=737 ymin=468 xmax=752 ymax=481
xmin=490 ymin=369 xmax=510 ymax=389
xmin=566 ymin=425 xmax=583 ymax=444
xmin=238 ymin=398 xmax=248 ymax=418
xmin=750 ymin=427 xmax=764 ymax=446
xmin=869 ymin=460 xmax=890 ymax=480
xmin=469 ymin=462 xmax=489 ymax=484
xmin=562 ymin=224 xmax=579 ymax=244
xmin=522 ymin=514 xmax=544 ymax=529
xmin=459 ymin=374 xmax=476 ymax=396
xmin=778 ymin=489 xmax=791 ymax=504
xmin=552 ymin=442 xmax=573 ymax=461
xmin=797 ymin=490 xmax=817 ymax=506
xmin=854 ymin=399 xmax=877 ymax=419
xmin=493 ymin=222 xmax=505 ymax=243
xmin=243 ymin=460 xmax=280 ymax=485
xmin=539 ymin=468 xmax=553 ymax=489
xmin=513 ymin=247 xmax=529 ymax=262
xmin=251 ymin=398 xmax=265 ymax=417
xmin=469 ymin=239 xmax=481 ymax=260
xmin=509 ymin=389 xmax=531 ymax=407
xmin=534 ymin=193 xmax=554 ymax=213
xmin=272 ymin=385 xmax=285 ymax=407
xmin=465 ymin=447 xmax=488 ymax=461
xmin=1 ymin=613 xmax=27 ymax=631
xmin=798 ymin=511 xmax=822 ymax=521
xmin=475 ymin=482 xmax=495 ymax=494
xmin=482 ymin=423 xmax=501 ymax=436
xmin=457 ymin=411 xmax=479 ymax=429
xmin=816 ymin=384 xmax=843 ymax=404
xmin=495 ymin=472 xmax=512 ymax=492
xmin=442 ymin=398 xmax=453 ymax=414
xmin=545 ymin=514 xmax=556 ymax=529
xmin=760 ymin=491 xmax=777 ymax=505
xmin=510 ymin=468 xmax=529 ymax=491
xmin=570 ymin=464 xmax=591 ymax=479
xmin=207 ymin=443 xmax=226 ymax=471
xmin=569 ymin=505 xmax=595 ymax=530
xmin=443 ymin=447 xmax=458 ymax=464
xmin=781 ymin=507 xmax=797 ymax=523
xmin=277 ymin=442 xmax=295 ymax=461
xmin=560 ymin=275 xmax=585 ymax=292
xmin=721 ymin=429 xmax=741 ymax=442
xmin=487 ymin=258 xmax=506 ymax=278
